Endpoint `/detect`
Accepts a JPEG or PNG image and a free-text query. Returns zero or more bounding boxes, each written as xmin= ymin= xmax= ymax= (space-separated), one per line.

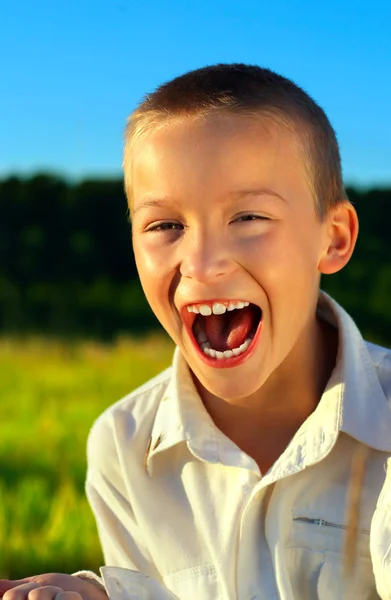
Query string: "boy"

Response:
xmin=1 ymin=64 xmax=391 ymax=599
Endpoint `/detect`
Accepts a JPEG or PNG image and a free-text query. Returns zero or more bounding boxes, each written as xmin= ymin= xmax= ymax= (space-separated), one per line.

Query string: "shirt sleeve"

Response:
xmin=85 ymin=410 xmax=162 ymax=582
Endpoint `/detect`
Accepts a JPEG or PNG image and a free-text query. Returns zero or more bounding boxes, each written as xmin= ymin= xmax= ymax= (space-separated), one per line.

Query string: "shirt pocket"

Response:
xmin=162 ymin=564 xmax=221 ymax=600
xmin=317 ymin=552 xmax=379 ymax=600
xmin=288 ymin=514 xmax=377 ymax=599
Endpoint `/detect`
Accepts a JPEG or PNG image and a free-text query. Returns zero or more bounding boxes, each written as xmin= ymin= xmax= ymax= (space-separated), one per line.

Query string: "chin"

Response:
xmin=196 ymin=368 xmax=266 ymax=404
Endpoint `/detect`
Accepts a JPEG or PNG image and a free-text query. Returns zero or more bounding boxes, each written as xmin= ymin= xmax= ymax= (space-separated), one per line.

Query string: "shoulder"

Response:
xmin=87 ymin=366 xmax=173 ymax=468
xmin=365 ymin=340 xmax=391 ymax=402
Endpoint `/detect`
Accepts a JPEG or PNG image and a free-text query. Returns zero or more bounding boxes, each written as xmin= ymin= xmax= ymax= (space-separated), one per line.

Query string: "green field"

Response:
xmin=0 ymin=335 xmax=174 ymax=578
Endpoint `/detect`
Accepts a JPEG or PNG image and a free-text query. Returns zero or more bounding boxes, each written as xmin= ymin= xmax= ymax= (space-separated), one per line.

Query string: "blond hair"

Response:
xmin=124 ymin=64 xmax=347 ymax=219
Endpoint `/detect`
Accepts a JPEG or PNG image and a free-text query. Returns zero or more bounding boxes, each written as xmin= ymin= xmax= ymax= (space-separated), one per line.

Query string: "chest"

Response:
xmin=129 ymin=440 xmax=388 ymax=600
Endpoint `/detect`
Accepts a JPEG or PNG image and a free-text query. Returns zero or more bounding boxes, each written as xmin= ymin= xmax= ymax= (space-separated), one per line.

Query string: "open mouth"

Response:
xmin=186 ymin=300 xmax=262 ymax=361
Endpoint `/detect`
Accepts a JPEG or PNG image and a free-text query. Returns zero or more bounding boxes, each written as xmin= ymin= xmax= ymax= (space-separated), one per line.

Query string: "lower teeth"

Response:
xmin=201 ymin=337 xmax=252 ymax=359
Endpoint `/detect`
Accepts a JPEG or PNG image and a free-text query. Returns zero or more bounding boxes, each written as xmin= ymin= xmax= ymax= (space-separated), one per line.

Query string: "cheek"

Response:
xmin=133 ymin=240 xmax=174 ymax=315
xmin=134 ymin=235 xmax=170 ymax=278
xmin=134 ymin=236 xmax=166 ymax=271
xmin=239 ymin=228 xmax=299 ymax=273
xmin=243 ymin=228 xmax=320 ymax=293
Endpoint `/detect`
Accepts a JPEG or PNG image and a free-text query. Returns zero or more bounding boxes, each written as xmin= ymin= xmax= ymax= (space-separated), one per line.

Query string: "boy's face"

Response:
xmin=129 ymin=115 xmax=335 ymax=402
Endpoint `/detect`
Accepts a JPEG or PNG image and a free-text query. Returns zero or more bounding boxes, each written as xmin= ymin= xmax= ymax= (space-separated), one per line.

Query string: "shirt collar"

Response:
xmin=317 ymin=292 xmax=391 ymax=452
xmin=146 ymin=348 xmax=256 ymax=474
xmin=271 ymin=292 xmax=391 ymax=482
xmin=146 ymin=348 xmax=221 ymax=474
xmin=146 ymin=292 xmax=391 ymax=475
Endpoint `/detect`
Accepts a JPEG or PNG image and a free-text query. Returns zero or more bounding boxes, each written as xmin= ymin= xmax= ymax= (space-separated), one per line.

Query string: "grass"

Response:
xmin=0 ymin=334 xmax=174 ymax=578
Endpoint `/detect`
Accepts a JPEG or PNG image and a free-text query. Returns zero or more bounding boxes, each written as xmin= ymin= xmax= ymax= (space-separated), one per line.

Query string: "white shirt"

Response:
xmin=85 ymin=293 xmax=391 ymax=600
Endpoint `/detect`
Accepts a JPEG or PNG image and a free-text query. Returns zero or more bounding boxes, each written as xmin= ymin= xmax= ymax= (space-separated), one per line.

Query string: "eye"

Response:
xmin=232 ymin=213 xmax=270 ymax=223
xmin=145 ymin=221 xmax=184 ymax=233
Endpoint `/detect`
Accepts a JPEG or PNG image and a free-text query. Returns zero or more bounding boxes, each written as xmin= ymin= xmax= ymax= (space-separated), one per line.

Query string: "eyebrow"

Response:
xmin=132 ymin=188 xmax=285 ymax=215
xmin=132 ymin=198 xmax=168 ymax=216
xmin=231 ymin=188 xmax=286 ymax=202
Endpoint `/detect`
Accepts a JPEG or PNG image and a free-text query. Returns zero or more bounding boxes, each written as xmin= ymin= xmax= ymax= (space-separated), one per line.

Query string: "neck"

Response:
xmin=194 ymin=314 xmax=338 ymax=470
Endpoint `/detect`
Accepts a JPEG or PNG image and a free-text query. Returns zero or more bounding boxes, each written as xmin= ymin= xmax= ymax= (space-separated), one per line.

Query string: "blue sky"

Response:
xmin=1 ymin=0 xmax=390 ymax=186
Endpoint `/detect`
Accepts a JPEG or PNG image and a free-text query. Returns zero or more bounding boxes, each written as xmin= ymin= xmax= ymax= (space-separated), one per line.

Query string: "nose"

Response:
xmin=179 ymin=228 xmax=235 ymax=283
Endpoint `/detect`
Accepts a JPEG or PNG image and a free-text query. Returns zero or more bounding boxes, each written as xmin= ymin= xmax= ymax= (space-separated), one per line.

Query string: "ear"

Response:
xmin=318 ymin=201 xmax=359 ymax=275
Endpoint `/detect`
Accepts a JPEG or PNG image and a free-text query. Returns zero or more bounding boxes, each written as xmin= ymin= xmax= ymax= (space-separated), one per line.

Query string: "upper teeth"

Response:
xmin=187 ymin=301 xmax=249 ymax=315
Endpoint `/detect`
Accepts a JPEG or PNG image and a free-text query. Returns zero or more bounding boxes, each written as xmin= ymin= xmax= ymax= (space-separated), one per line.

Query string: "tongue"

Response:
xmin=204 ymin=306 xmax=254 ymax=351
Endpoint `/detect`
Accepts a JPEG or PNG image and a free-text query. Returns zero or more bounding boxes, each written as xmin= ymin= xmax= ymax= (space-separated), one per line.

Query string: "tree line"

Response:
xmin=1 ymin=174 xmax=390 ymax=344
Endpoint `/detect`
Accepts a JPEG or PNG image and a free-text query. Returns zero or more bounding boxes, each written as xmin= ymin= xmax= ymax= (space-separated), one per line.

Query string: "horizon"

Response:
xmin=1 ymin=170 xmax=391 ymax=193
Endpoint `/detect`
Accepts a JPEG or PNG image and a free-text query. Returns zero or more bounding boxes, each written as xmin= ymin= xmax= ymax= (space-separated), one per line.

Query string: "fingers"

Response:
xmin=3 ymin=583 xmax=42 ymax=600
xmin=0 ymin=581 xmax=36 ymax=597
xmin=55 ymin=594 xmax=82 ymax=600
xmin=29 ymin=588 xmax=68 ymax=600
xmin=2 ymin=585 xmax=81 ymax=600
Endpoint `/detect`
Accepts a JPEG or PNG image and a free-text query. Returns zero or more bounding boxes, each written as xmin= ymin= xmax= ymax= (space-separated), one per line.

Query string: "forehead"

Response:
xmin=129 ymin=114 xmax=311 ymax=207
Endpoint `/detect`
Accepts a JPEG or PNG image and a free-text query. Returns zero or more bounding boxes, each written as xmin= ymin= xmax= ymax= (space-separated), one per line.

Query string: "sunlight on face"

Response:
xmin=129 ymin=115 xmax=331 ymax=402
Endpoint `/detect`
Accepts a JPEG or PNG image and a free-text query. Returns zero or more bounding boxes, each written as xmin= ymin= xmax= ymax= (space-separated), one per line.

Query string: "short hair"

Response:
xmin=124 ymin=63 xmax=347 ymax=219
